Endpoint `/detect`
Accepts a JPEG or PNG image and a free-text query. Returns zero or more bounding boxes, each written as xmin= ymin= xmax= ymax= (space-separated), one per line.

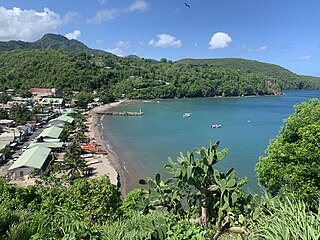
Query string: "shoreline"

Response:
xmin=89 ymin=100 xmax=136 ymax=195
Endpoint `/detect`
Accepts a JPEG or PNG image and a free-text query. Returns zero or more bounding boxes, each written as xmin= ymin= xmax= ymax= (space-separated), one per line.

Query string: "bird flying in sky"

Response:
xmin=185 ymin=2 xmax=190 ymax=8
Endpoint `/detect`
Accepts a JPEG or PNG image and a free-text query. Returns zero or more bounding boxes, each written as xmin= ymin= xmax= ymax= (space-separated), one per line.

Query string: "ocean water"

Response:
xmin=101 ymin=90 xmax=320 ymax=193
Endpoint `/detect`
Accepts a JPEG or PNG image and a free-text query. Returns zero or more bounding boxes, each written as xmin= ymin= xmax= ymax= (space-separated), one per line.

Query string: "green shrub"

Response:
xmin=249 ymin=196 xmax=320 ymax=239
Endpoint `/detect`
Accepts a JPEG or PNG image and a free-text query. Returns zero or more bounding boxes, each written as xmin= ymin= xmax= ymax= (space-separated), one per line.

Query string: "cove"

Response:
xmin=101 ymin=90 xmax=320 ymax=193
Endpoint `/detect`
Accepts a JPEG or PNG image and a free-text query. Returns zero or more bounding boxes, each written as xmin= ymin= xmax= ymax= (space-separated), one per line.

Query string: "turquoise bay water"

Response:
xmin=101 ymin=90 xmax=320 ymax=193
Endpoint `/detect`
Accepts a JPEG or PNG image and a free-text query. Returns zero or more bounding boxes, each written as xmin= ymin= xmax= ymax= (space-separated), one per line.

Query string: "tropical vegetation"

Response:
xmin=256 ymin=98 xmax=320 ymax=205
xmin=0 ymin=34 xmax=320 ymax=239
xmin=0 ymin=34 xmax=320 ymax=101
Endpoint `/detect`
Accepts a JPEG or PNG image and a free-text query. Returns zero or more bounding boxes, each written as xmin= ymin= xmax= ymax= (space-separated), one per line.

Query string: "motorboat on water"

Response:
xmin=183 ymin=112 xmax=192 ymax=117
xmin=211 ymin=124 xmax=222 ymax=128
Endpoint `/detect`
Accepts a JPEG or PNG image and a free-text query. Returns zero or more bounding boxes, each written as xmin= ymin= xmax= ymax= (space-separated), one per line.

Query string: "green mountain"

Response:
xmin=0 ymin=34 xmax=319 ymax=99
xmin=0 ymin=33 xmax=114 ymax=56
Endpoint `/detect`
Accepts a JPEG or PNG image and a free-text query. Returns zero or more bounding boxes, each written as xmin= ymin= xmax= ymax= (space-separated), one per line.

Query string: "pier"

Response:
xmin=102 ymin=111 xmax=143 ymax=116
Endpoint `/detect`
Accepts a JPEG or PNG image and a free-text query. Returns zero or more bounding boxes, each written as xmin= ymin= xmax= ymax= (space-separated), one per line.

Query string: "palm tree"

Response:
xmin=62 ymin=143 xmax=87 ymax=180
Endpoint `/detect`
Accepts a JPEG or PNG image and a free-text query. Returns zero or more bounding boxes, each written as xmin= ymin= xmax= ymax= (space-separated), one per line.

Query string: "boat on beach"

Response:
xmin=211 ymin=124 xmax=222 ymax=128
xmin=183 ymin=112 xmax=192 ymax=118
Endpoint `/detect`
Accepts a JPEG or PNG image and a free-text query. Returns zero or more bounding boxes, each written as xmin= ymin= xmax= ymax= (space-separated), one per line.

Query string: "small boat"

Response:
xmin=211 ymin=124 xmax=222 ymax=128
xmin=183 ymin=112 xmax=192 ymax=118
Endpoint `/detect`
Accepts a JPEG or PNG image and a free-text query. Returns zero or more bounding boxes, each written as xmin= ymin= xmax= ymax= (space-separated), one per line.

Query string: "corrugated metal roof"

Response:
xmin=40 ymin=98 xmax=64 ymax=104
xmin=57 ymin=115 xmax=74 ymax=123
xmin=28 ymin=142 xmax=64 ymax=149
xmin=47 ymin=119 xmax=65 ymax=128
xmin=38 ymin=126 xmax=63 ymax=139
xmin=8 ymin=146 xmax=51 ymax=170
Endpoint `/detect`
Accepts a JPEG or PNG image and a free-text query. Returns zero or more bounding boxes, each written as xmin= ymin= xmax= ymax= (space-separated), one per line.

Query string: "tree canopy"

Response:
xmin=256 ymin=98 xmax=320 ymax=203
xmin=0 ymin=35 xmax=320 ymax=100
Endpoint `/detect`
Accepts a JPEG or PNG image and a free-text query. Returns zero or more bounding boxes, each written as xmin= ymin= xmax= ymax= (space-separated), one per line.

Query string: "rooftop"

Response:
xmin=38 ymin=126 xmax=63 ymax=139
xmin=8 ymin=146 xmax=51 ymax=170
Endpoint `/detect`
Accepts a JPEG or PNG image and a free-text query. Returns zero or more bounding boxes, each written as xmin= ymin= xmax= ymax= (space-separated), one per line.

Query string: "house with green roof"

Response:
xmin=57 ymin=115 xmax=74 ymax=124
xmin=47 ymin=119 xmax=65 ymax=128
xmin=38 ymin=126 xmax=63 ymax=141
xmin=28 ymin=142 xmax=64 ymax=149
xmin=39 ymin=98 xmax=65 ymax=107
xmin=8 ymin=146 xmax=52 ymax=178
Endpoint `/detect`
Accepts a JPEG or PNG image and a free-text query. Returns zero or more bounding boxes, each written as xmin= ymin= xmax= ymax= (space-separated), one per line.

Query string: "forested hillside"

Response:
xmin=175 ymin=58 xmax=318 ymax=89
xmin=0 ymin=34 xmax=319 ymax=99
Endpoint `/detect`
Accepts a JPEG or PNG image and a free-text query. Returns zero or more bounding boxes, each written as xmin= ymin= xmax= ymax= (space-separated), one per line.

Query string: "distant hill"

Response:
xmin=0 ymin=33 xmax=319 ymax=99
xmin=0 ymin=33 xmax=114 ymax=56
xmin=175 ymin=58 xmax=319 ymax=90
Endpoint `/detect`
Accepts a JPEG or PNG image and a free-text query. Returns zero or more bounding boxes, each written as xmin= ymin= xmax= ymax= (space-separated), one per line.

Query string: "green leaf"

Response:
xmin=227 ymin=178 xmax=236 ymax=188
xmin=214 ymin=169 xmax=221 ymax=183
xmin=220 ymin=179 xmax=226 ymax=193
xmin=155 ymin=173 xmax=161 ymax=185
xmin=203 ymin=156 xmax=209 ymax=166
xmin=194 ymin=147 xmax=200 ymax=154
xmin=231 ymin=192 xmax=238 ymax=204
xmin=175 ymin=168 xmax=182 ymax=178
xmin=207 ymin=154 xmax=213 ymax=165
xmin=167 ymin=157 xmax=175 ymax=165
xmin=139 ymin=179 xmax=146 ymax=185
xmin=200 ymin=148 xmax=207 ymax=158
xmin=209 ymin=184 xmax=219 ymax=192
xmin=165 ymin=165 xmax=174 ymax=174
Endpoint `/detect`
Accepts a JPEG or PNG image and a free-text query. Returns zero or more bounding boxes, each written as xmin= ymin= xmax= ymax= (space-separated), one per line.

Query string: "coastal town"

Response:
xmin=0 ymin=87 xmax=120 ymax=187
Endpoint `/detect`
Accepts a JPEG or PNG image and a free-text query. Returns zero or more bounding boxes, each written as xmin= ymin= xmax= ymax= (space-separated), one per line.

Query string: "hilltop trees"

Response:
xmin=0 ymin=47 xmax=319 ymax=99
xmin=256 ymin=98 xmax=320 ymax=204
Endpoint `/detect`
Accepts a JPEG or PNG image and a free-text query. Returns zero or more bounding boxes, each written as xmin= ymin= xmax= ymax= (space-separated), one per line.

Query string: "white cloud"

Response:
xmin=297 ymin=55 xmax=314 ymax=61
xmin=106 ymin=40 xmax=131 ymax=56
xmin=125 ymin=0 xmax=149 ymax=12
xmin=96 ymin=39 xmax=104 ymax=44
xmin=148 ymin=34 xmax=182 ymax=48
xmin=88 ymin=0 xmax=149 ymax=24
xmin=98 ymin=0 xmax=106 ymax=5
xmin=257 ymin=46 xmax=267 ymax=51
xmin=87 ymin=9 xmax=119 ymax=24
xmin=106 ymin=47 xmax=124 ymax=57
xmin=0 ymin=7 xmax=69 ymax=41
xmin=63 ymin=12 xmax=78 ymax=24
xmin=242 ymin=45 xmax=267 ymax=52
xmin=65 ymin=30 xmax=81 ymax=40
xmin=116 ymin=41 xmax=131 ymax=49
xmin=209 ymin=32 xmax=232 ymax=50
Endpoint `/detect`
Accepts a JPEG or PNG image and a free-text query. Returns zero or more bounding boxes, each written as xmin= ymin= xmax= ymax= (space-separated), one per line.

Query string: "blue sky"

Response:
xmin=0 ymin=0 xmax=320 ymax=76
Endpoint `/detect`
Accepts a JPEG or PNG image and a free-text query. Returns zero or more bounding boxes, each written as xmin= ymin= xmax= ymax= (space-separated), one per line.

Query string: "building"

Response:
xmin=28 ymin=142 xmax=64 ymax=150
xmin=39 ymin=98 xmax=65 ymax=108
xmin=8 ymin=146 xmax=52 ymax=178
xmin=37 ymin=126 xmax=63 ymax=142
xmin=0 ymin=128 xmax=21 ymax=151
xmin=46 ymin=119 xmax=65 ymax=128
xmin=0 ymin=119 xmax=15 ymax=128
xmin=57 ymin=115 xmax=74 ymax=124
xmin=29 ymin=88 xmax=63 ymax=102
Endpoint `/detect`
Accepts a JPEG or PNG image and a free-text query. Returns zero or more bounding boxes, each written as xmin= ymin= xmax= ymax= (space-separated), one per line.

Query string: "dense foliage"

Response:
xmin=0 ymin=141 xmax=319 ymax=239
xmin=249 ymin=196 xmax=320 ymax=239
xmin=0 ymin=176 xmax=121 ymax=239
xmin=0 ymin=34 xmax=319 ymax=100
xmin=256 ymin=98 xmax=320 ymax=204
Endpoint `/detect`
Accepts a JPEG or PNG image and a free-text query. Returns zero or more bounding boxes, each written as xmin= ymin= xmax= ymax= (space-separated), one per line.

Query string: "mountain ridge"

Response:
xmin=0 ymin=33 xmax=114 ymax=56
xmin=0 ymin=33 xmax=319 ymax=98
